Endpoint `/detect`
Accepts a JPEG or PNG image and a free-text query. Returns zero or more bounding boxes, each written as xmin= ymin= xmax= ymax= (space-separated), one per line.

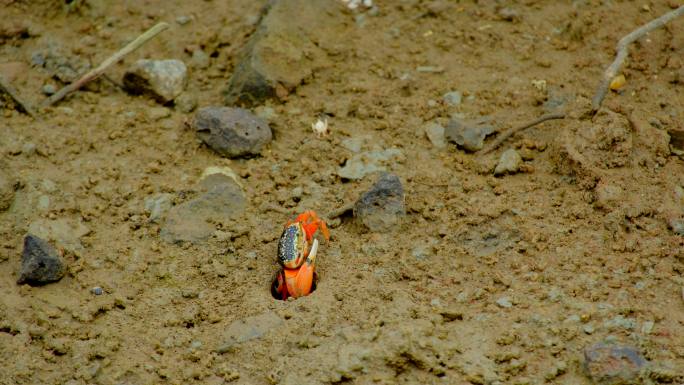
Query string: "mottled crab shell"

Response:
xmin=277 ymin=223 xmax=308 ymax=269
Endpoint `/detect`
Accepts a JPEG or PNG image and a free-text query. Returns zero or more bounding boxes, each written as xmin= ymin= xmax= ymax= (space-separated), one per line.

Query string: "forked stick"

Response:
xmin=479 ymin=112 xmax=566 ymax=155
xmin=591 ymin=5 xmax=684 ymax=111
xmin=41 ymin=22 xmax=169 ymax=109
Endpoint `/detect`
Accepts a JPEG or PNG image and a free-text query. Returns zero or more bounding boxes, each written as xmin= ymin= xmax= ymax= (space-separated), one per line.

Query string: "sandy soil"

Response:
xmin=1 ymin=1 xmax=683 ymax=384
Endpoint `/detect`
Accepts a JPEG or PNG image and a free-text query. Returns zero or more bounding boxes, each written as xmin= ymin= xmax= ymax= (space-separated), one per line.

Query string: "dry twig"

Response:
xmin=591 ymin=5 xmax=684 ymax=111
xmin=479 ymin=112 xmax=565 ymax=155
xmin=41 ymin=22 xmax=169 ymax=109
xmin=327 ymin=202 xmax=355 ymax=219
xmin=0 ymin=74 xmax=36 ymax=117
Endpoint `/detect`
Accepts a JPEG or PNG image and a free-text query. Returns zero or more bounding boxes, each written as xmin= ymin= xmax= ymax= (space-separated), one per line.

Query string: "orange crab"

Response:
xmin=272 ymin=211 xmax=329 ymax=300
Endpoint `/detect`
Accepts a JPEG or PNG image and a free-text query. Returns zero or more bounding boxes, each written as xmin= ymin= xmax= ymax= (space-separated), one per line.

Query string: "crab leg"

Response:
xmin=284 ymin=239 xmax=318 ymax=298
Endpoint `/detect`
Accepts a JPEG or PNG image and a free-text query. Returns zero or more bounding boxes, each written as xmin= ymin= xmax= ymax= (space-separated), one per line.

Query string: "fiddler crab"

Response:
xmin=272 ymin=211 xmax=329 ymax=300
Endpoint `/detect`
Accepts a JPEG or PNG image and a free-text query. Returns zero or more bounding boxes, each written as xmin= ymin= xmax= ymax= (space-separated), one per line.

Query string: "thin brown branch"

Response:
xmin=592 ymin=5 xmax=684 ymax=111
xmin=0 ymin=74 xmax=36 ymax=117
xmin=327 ymin=202 xmax=355 ymax=219
xmin=40 ymin=22 xmax=169 ymax=109
xmin=479 ymin=112 xmax=566 ymax=155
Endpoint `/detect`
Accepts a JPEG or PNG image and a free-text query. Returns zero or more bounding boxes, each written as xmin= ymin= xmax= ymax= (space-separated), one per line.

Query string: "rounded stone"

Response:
xmin=193 ymin=106 xmax=273 ymax=158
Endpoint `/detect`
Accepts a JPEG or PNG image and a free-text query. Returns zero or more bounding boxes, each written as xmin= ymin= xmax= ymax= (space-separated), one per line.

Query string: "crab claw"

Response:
xmin=289 ymin=210 xmax=330 ymax=242
xmin=284 ymin=239 xmax=318 ymax=298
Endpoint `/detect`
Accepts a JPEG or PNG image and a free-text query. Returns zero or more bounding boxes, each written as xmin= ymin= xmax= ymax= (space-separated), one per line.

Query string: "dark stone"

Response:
xmin=223 ymin=0 xmax=343 ymax=107
xmin=17 ymin=235 xmax=66 ymax=285
xmin=583 ymin=342 xmax=646 ymax=385
xmin=354 ymin=173 xmax=405 ymax=232
xmin=194 ymin=107 xmax=272 ymax=158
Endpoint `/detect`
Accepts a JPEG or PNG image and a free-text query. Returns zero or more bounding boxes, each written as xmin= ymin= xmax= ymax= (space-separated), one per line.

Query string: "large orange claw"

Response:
xmin=289 ymin=210 xmax=329 ymax=242
xmin=283 ymin=239 xmax=318 ymax=299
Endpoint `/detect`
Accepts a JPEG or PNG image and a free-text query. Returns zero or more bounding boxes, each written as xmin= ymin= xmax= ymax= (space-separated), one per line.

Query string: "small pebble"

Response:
xmin=494 ymin=149 xmax=523 ymax=176
xmin=444 ymin=117 xmax=495 ymax=152
xmin=41 ymin=84 xmax=56 ymax=95
xmin=667 ymin=218 xmax=684 ymax=236
xmin=22 ymin=142 xmax=36 ymax=156
xmin=497 ymin=7 xmax=520 ymax=21
xmin=641 ymin=320 xmax=654 ymax=334
xmin=91 ymin=287 xmax=103 ymax=295
xmin=174 ymin=93 xmax=197 ymax=113
xmin=442 ymin=91 xmax=462 ymax=106
xmin=496 ymin=297 xmax=513 ymax=308
xmin=424 ymin=122 xmax=446 ymax=148
xmin=147 ymin=107 xmax=171 ymax=121
xmin=191 ymin=49 xmax=210 ymax=69
xmin=176 ymin=15 xmax=191 ymax=25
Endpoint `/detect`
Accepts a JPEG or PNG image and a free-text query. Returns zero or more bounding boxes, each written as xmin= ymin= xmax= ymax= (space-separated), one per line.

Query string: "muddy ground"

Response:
xmin=1 ymin=1 xmax=684 ymax=384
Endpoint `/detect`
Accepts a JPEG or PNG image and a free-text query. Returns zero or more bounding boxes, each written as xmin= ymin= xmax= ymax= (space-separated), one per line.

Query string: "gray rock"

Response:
xmin=223 ymin=0 xmax=341 ymax=106
xmin=22 ymin=142 xmax=36 ymax=156
xmin=337 ymin=148 xmax=403 ymax=180
xmin=123 ymin=59 xmax=188 ymax=103
xmin=190 ymin=49 xmax=210 ymax=69
xmin=667 ymin=218 xmax=684 ymax=236
xmin=0 ymin=169 xmax=16 ymax=211
xmin=424 ymin=122 xmax=446 ymax=148
xmin=496 ymin=297 xmax=513 ymax=308
xmin=494 ymin=149 xmax=522 ymax=176
xmin=17 ymin=235 xmax=66 ymax=285
xmin=161 ymin=174 xmax=247 ymax=244
xmin=216 ymin=311 xmax=283 ymax=353
xmin=176 ymin=15 xmax=191 ymax=25
xmin=174 ymin=93 xmax=197 ymax=113
xmin=194 ymin=107 xmax=273 ymax=158
xmin=147 ymin=107 xmax=171 ymax=121
xmin=583 ymin=342 xmax=646 ymax=385
xmin=497 ymin=7 xmax=520 ymax=22
xmin=595 ymin=183 xmax=623 ymax=209
xmin=41 ymin=84 xmax=56 ymax=95
xmin=354 ymin=173 xmax=405 ymax=232
xmin=445 ymin=117 xmax=495 ymax=152
xmin=91 ymin=286 xmax=103 ymax=295
xmin=442 ymin=91 xmax=462 ymax=106
xmin=144 ymin=193 xmax=173 ymax=223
